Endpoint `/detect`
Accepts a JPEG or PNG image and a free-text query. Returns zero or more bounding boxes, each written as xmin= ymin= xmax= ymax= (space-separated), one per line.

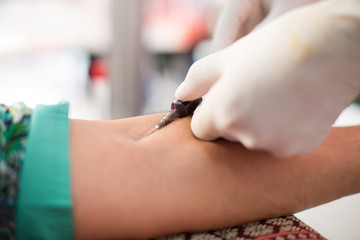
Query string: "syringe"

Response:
xmin=138 ymin=98 xmax=202 ymax=141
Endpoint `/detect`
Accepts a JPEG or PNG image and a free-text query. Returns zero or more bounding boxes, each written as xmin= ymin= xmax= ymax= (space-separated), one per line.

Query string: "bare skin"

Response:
xmin=70 ymin=113 xmax=360 ymax=239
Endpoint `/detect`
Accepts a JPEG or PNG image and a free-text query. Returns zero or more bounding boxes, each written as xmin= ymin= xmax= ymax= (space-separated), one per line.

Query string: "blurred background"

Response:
xmin=0 ymin=0 xmax=359 ymax=239
xmin=0 ymin=0 xmax=218 ymax=119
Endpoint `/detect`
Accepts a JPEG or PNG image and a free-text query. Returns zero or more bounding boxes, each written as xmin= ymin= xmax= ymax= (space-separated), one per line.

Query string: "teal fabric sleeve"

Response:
xmin=16 ymin=102 xmax=73 ymax=240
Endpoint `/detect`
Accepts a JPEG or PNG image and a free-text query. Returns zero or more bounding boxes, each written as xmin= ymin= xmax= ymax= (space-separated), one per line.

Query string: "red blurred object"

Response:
xmin=89 ymin=57 xmax=109 ymax=82
xmin=142 ymin=0 xmax=209 ymax=53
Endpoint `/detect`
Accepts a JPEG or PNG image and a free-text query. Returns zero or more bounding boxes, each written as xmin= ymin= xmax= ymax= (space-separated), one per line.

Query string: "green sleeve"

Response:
xmin=16 ymin=101 xmax=73 ymax=240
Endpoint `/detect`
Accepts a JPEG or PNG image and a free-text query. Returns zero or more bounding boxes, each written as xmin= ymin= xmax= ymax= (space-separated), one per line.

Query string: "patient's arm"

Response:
xmin=70 ymin=114 xmax=360 ymax=240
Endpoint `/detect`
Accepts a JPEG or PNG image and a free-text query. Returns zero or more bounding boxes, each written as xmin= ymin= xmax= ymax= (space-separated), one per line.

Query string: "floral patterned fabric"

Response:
xmin=155 ymin=215 xmax=326 ymax=240
xmin=0 ymin=103 xmax=32 ymax=240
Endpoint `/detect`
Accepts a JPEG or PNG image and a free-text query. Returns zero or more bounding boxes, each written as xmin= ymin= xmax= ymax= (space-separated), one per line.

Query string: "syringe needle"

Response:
xmin=138 ymin=98 xmax=202 ymax=141
xmin=138 ymin=125 xmax=160 ymax=141
xmin=138 ymin=110 xmax=178 ymax=141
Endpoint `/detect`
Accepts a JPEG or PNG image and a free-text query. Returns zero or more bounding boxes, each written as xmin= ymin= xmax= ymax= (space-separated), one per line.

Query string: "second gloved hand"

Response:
xmin=175 ymin=0 xmax=360 ymax=157
xmin=212 ymin=0 xmax=321 ymax=52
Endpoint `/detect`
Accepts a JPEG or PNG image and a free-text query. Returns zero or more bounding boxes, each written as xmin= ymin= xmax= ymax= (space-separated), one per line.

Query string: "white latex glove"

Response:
xmin=175 ymin=0 xmax=360 ymax=157
xmin=212 ymin=0 xmax=321 ymax=52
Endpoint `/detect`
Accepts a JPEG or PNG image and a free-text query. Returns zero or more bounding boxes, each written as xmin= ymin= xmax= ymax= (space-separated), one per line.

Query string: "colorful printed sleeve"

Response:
xmin=0 ymin=103 xmax=32 ymax=240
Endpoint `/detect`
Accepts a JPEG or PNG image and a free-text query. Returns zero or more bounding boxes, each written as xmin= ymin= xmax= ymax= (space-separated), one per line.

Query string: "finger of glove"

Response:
xmin=212 ymin=0 xmax=264 ymax=52
xmin=190 ymin=89 xmax=220 ymax=141
xmin=189 ymin=76 xmax=240 ymax=141
xmin=175 ymin=51 xmax=225 ymax=101
xmin=260 ymin=0 xmax=320 ymax=27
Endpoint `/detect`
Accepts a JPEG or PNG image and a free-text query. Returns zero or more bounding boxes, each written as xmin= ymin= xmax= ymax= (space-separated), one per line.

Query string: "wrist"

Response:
xmin=313 ymin=126 xmax=360 ymax=199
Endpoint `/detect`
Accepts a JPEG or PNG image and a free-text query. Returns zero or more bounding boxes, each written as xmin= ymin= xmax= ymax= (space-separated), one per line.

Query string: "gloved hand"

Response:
xmin=212 ymin=0 xmax=321 ymax=52
xmin=175 ymin=0 xmax=360 ymax=157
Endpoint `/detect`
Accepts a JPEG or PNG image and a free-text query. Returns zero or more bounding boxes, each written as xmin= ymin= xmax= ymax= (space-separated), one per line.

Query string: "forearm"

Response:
xmin=70 ymin=114 xmax=360 ymax=239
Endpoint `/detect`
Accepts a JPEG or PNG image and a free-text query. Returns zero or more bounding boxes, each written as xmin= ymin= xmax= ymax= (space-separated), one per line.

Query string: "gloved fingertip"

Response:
xmin=175 ymin=78 xmax=206 ymax=101
xmin=239 ymin=135 xmax=256 ymax=150
xmin=190 ymin=107 xmax=219 ymax=141
xmin=174 ymin=82 xmax=190 ymax=100
xmin=177 ymin=55 xmax=223 ymax=101
xmin=191 ymin=120 xmax=218 ymax=141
